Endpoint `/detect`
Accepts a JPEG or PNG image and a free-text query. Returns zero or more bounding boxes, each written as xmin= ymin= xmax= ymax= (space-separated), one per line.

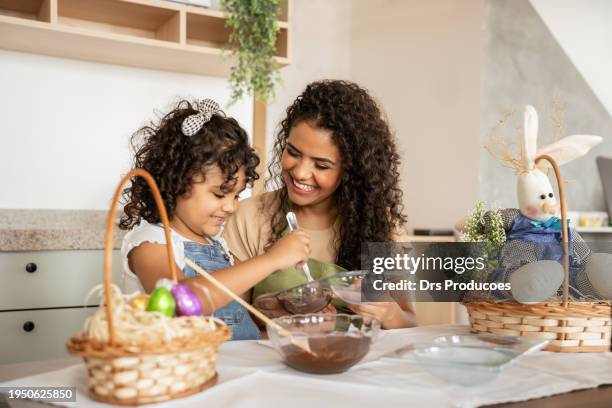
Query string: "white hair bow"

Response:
xmin=181 ymin=99 xmax=221 ymax=136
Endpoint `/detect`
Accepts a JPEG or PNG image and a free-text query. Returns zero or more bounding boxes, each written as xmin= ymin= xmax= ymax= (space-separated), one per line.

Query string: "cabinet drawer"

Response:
xmin=0 ymin=308 xmax=97 ymax=364
xmin=0 ymin=250 xmax=122 ymax=310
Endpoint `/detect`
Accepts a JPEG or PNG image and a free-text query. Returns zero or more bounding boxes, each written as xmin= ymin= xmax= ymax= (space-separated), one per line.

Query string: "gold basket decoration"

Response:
xmin=66 ymin=169 xmax=231 ymax=405
xmin=463 ymin=156 xmax=611 ymax=352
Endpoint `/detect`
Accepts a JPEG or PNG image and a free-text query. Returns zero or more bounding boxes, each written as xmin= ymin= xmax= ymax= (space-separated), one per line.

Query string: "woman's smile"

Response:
xmin=289 ymin=175 xmax=317 ymax=194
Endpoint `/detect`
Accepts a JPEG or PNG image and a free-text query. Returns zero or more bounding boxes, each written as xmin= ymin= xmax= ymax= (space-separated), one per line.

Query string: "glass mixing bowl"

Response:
xmin=276 ymin=280 xmax=333 ymax=314
xmin=267 ymin=313 xmax=380 ymax=374
xmin=319 ymin=270 xmax=367 ymax=304
xmin=412 ymin=334 xmax=549 ymax=386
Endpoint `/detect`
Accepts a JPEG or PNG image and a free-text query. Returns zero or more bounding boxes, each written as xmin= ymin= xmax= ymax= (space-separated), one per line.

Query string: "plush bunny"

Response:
xmin=486 ymin=105 xmax=611 ymax=302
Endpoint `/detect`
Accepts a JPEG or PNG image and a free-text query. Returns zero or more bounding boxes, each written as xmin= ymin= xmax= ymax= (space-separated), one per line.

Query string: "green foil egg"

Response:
xmin=147 ymin=287 xmax=176 ymax=317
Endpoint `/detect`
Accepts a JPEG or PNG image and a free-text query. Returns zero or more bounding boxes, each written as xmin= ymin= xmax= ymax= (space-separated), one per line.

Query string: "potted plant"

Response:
xmin=221 ymin=0 xmax=281 ymax=104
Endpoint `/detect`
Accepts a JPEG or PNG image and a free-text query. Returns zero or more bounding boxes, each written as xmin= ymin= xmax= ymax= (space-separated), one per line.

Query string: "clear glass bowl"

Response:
xmin=412 ymin=334 xmax=549 ymax=386
xmin=319 ymin=270 xmax=367 ymax=304
xmin=267 ymin=313 xmax=380 ymax=374
xmin=276 ymin=281 xmax=333 ymax=314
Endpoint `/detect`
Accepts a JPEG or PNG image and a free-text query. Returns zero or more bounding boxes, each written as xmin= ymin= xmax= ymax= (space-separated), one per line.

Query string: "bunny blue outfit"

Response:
xmin=121 ymin=220 xmax=261 ymax=341
xmin=505 ymin=214 xmax=573 ymax=263
xmin=484 ymin=210 xmax=590 ymax=300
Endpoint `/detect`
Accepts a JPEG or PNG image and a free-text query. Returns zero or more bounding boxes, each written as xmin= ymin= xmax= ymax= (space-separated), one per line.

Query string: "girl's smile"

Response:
xmin=210 ymin=214 xmax=231 ymax=226
xmin=172 ymin=166 xmax=246 ymax=242
xmin=210 ymin=215 xmax=227 ymax=226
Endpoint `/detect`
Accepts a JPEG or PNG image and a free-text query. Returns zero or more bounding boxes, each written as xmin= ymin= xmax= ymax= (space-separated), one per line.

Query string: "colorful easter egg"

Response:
xmin=155 ymin=278 xmax=176 ymax=292
xmin=171 ymin=284 xmax=203 ymax=316
xmin=147 ymin=287 xmax=176 ymax=317
xmin=130 ymin=295 xmax=149 ymax=311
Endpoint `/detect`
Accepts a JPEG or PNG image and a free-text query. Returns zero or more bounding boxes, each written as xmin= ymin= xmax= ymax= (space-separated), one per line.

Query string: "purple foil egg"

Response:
xmin=171 ymin=283 xmax=203 ymax=316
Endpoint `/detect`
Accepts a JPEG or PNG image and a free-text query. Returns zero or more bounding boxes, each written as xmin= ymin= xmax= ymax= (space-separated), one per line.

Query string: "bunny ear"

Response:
xmin=521 ymin=105 xmax=539 ymax=171
xmin=536 ymin=134 xmax=603 ymax=168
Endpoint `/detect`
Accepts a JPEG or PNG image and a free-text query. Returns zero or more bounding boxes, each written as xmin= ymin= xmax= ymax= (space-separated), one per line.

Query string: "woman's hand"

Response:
xmin=264 ymin=231 xmax=311 ymax=270
xmin=348 ymin=302 xmax=415 ymax=329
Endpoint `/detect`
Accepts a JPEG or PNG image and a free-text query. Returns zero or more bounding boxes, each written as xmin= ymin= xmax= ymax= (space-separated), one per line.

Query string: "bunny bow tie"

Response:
xmin=529 ymin=217 xmax=562 ymax=230
xmin=181 ymin=99 xmax=220 ymax=136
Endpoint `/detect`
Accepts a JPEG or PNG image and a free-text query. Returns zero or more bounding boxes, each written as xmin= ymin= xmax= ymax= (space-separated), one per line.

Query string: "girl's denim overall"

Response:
xmin=182 ymin=240 xmax=260 ymax=341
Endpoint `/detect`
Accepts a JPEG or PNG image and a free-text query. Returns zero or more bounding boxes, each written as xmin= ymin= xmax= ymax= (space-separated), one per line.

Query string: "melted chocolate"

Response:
xmin=281 ymin=335 xmax=371 ymax=374
xmin=278 ymin=288 xmax=332 ymax=314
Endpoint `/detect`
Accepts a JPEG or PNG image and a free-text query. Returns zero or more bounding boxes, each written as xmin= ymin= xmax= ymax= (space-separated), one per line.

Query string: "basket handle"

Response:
xmin=104 ymin=168 xmax=178 ymax=345
xmin=535 ymin=155 xmax=569 ymax=307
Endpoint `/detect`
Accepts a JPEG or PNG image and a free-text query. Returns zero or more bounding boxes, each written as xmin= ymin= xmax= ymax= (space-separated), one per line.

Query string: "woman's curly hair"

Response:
xmin=120 ymin=100 xmax=259 ymax=230
xmin=265 ymin=80 xmax=407 ymax=270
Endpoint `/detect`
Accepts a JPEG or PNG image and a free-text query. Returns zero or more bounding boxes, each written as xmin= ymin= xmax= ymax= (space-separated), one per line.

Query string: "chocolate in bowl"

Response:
xmin=267 ymin=314 xmax=380 ymax=374
xmin=281 ymin=335 xmax=371 ymax=374
xmin=276 ymin=281 xmax=333 ymax=314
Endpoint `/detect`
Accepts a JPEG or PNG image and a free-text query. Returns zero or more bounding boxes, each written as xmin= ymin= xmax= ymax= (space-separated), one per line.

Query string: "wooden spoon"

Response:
xmin=184 ymin=258 xmax=314 ymax=355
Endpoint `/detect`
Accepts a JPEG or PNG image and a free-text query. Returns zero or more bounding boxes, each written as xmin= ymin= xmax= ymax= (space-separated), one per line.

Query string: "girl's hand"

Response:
xmin=265 ymin=231 xmax=311 ymax=270
xmin=348 ymin=302 xmax=404 ymax=329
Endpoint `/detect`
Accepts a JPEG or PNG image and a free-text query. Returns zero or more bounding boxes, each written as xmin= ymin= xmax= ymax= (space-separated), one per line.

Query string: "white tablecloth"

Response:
xmin=1 ymin=325 xmax=611 ymax=408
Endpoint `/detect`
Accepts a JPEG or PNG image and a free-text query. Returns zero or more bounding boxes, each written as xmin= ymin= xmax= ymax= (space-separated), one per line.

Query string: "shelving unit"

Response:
xmin=0 ymin=0 xmax=291 ymax=77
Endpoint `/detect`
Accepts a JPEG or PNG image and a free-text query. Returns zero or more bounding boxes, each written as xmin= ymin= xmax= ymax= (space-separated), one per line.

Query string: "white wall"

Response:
xmin=530 ymin=0 xmax=612 ymax=117
xmin=264 ymin=0 xmax=482 ymax=232
xmin=350 ymin=0 xmax=483 ymax=231
xmin=2 ymin=0 xmax=483 ymax=227
xmin=0 ymin=50 xmax=252 ymax=210
xmin=266 ymin=0 xmax=353 ymax=163
xmin=481 ymin=0 xmax=611 ymax=212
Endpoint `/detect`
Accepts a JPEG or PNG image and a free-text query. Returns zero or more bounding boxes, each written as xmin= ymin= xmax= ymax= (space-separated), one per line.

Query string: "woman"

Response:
xmin=223 ymin=80 xmax=416 ymax=328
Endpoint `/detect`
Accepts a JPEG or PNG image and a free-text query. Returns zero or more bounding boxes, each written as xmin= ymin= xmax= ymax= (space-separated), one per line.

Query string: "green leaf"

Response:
xmin=222 ymin=0 xmax=281 ymax=105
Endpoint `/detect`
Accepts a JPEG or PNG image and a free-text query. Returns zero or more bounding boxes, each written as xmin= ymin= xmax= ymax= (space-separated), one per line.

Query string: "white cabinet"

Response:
xmin=0 ymin=250 xmax=122 ymax=310
xmin=0 ymin=250 xmax=122 ymax=364
xmin=0 ymin=308 xmax=97 ymax=364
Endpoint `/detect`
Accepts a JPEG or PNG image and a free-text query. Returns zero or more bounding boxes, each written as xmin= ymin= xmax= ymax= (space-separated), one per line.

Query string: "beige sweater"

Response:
xmin=223 ymin=191 xmax=337 ymax=264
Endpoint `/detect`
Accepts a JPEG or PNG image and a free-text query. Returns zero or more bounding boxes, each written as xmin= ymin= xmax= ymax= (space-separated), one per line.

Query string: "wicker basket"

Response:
xmin=463 ymin=155 xmax=611 ymax=352
xmin=66 ymin=169 xmax=231 ymax=405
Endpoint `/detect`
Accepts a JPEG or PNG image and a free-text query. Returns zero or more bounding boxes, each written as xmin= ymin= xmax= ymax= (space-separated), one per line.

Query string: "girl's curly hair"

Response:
xmin=265 ymin=80 xmax=407 ymax=270
xmin=120 ymin=100 xmax=259 ymax=230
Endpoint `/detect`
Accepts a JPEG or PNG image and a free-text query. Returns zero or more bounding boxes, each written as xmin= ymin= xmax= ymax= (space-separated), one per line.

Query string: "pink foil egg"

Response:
xmin=171 ymin=283 xmax=203 ymax=316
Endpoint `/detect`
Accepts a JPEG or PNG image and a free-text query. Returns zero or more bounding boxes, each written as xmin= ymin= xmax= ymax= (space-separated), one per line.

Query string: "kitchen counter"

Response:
xmin=0 ymin=210 xmax=126 ymax=251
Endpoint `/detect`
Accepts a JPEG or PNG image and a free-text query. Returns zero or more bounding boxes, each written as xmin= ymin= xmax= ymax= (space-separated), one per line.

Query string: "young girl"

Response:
xmin=224 ymin=80 xmax=417 ymax=328
xmin=119 ymin=99 xmax=311 ymax=340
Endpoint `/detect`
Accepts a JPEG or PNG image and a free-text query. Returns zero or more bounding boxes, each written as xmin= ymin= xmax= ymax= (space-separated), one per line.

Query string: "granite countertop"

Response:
xmin=0 ymin=210 xmax=127 ymax=251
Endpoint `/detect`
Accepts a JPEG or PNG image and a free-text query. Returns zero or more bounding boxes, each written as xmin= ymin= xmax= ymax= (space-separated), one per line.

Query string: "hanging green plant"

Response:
xmin=222 ymin=0 xmax=281 ymax=105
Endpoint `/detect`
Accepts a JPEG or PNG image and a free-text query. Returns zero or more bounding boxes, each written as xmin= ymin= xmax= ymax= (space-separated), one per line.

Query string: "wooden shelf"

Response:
xmin=0 ymin=0 xmax=290 ymax=77
xmin=58 ymin=0 xmax=181 ymax=42
xmin=0 ymin=0 xmax=51 ymax=21
xmin=186 ymin=11 xmax=227 ymax=48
